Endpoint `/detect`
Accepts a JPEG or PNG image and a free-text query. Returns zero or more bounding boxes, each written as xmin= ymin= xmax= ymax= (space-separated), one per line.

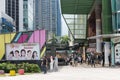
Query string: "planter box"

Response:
xmin=18 ymin=69 xmax=24 ymax=75
xmin=10 ymin=70 xmax=16 ymax=76
xmin=0 ymin=70 xmax=4 ymax=74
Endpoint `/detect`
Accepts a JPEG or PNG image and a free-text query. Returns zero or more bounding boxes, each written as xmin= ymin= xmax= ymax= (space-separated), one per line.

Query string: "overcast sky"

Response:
xmin=61 ymin=15 xmax=68 ymax=36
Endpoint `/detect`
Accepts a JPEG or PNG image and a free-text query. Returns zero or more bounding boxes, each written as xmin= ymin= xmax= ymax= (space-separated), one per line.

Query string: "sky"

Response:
xmin=61 ymin=15 xmax=68 ymax=36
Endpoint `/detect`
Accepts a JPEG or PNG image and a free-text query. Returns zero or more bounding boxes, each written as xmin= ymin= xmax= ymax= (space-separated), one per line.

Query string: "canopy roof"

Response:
xmin=61 ymin=0 xmax=95 ymax=14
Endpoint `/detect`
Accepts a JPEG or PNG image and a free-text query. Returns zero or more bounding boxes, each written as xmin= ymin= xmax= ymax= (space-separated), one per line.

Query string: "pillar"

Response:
xmin=82 ymin=46 xmax=86 ymax=61
xmin=104 ymin=42 xmax=110 ymax=66
xmin=95 ymin=4 xmax=102 ymax=53
xmin=111 ymin=41 xmax=115 ymax=66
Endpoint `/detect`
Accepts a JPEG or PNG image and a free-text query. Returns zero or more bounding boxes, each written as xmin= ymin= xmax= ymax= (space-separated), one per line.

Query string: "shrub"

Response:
xmin=17 ymin=63 xmax=41 ymax=73
xmin=6 ymin=63 xmax=17 ymax=73
xmin=29 ymin=64 xmax=41 ymax=73
xmin=0 ymin=62 xmax=41 ymax=73
xmin=0 ymin=63 xmax=7 ymax=70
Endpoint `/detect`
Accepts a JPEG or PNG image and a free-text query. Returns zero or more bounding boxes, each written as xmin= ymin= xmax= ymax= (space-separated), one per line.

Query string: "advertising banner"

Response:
xmin=6 ymin=43 xmax=40 ymax=60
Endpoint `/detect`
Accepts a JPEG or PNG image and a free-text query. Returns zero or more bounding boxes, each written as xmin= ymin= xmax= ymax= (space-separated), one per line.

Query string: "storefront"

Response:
xmin=111 ymin=37 xmax=120 ymax=65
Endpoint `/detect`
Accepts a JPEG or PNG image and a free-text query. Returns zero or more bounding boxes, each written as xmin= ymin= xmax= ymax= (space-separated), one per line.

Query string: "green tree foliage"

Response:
xmin=48 ymin=34 xmax=58 ymax=45
xmin=60 ymin=35 xmax=71 ymax=45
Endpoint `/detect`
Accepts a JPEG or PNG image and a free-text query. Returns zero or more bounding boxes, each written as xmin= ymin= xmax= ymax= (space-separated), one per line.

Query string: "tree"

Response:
xmin=60 ymin=35 xmax=71 ymax=46
xmin=48 ymin=34 xmax=58 ymax=45
xmin=48 ymin=34 xmax=58 ymax=57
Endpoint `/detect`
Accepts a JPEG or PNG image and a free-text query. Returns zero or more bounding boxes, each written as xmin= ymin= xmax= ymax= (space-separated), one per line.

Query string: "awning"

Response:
xmin=60 ymin=0 xmax=95 ymax=14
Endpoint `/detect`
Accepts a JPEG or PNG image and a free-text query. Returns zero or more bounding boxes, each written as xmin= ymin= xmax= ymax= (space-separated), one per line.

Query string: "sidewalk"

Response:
xmin=0 ymin=65 xmax=120 ymax=80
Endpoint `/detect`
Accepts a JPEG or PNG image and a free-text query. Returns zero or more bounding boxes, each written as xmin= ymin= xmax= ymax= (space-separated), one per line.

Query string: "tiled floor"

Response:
xmin=0 ymin=64 xmax=120 ymax=80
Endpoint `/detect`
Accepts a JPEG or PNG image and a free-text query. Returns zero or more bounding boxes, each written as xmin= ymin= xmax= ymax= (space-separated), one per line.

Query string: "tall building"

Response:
xmin=57 ymin=0 xmax=61 ymax=36
xmin=23 ymin=0 xmax=34 ymax=31
xmin=35 ymin=0 xmax=61 ymax=36
xmin=5 ymin=0 xmax=34 ymax=32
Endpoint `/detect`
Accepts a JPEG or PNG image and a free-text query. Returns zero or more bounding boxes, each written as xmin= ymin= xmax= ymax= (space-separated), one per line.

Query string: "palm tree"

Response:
xmin=48 ymin=34 xmax=58 ymax=45
xmin=48 ymin=34 xmax=58 ymax=57
xmin=60 ymin=35 xmax=71 ymax=46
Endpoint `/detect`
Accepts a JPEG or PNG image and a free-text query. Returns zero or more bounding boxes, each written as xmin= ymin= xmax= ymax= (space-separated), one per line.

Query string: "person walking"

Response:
xmin=41 ymin=56 xmax=48 ymax=74
xmin=108 ymin=54 xmax=111 ymax=67
xmin=102 ymin=52 xmax=105 ymax=67
xmin=91 ymin=55 xmax=96 ymax=67
xmin=54 ymin=55 xmax=58 ymax=71
xmin=87 ymin=55 xmax=91 ymax=65
xmin=50 ymin=56 xmax=54 ymax=72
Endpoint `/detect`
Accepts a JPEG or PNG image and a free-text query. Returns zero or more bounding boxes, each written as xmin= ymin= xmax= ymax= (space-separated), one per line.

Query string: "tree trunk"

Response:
xmin=51 ymin=45 xmax=56 ymax=57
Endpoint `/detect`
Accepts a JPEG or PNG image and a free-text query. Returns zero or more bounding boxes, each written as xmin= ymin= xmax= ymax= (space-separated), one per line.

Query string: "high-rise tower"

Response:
xmin=35 ymin=0 xmax=61 ymax=36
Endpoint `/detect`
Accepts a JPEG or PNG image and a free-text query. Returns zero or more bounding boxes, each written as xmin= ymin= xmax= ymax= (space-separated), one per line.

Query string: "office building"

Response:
xmin=35 ymin=0 xmax=61 ymax=36
xmin=23 ymin=0 xmax=34 ymax=31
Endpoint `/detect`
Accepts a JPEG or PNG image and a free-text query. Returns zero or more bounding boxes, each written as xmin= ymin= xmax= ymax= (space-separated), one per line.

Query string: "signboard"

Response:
xmin=6 ymin=43 xmax=40 ymax=60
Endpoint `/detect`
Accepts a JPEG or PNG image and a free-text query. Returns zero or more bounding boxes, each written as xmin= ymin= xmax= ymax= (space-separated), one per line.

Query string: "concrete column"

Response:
xmin=104 ymin=42 xmax=110 ymax=66
xmin=83 ymin=46 xmax=86 ymax=61
xmin=95 ymin=4 xmax=102 ymax=53
xmin=111 ymin=42 xmax=115 ymax=66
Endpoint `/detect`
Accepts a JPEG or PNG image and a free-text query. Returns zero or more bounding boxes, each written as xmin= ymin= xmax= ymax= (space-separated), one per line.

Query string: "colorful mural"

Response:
xmin=0 ymin=33 xmax=16 ymax=60
xmin=0 ymin=30 xmax=46 ymax=60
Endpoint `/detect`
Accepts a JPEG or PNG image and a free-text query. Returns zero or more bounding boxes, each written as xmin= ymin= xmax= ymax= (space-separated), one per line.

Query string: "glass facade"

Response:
xmin=63 ymin=14 xmax=87 ymax=39
xmin=35 ymin=0 xmax=61 ymax=36
xmin=57 ymin=0 xmax=61 ymax=36
xmin=111 ymin=0 xmax=120 ymax=32
xmin=23 ymin=0 xmax=34 ymax=31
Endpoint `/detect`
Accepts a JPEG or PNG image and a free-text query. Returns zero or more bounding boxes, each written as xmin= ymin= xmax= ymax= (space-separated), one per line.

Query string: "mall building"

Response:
xmin=0 ymin=0 xmax=15 ymax=33
xmin=60 ymin=0 xmax=120 ymax=66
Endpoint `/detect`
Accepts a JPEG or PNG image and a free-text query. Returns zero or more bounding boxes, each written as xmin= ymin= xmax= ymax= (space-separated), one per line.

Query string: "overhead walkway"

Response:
xmin=60 ymin=0 xmax=97 ymax=45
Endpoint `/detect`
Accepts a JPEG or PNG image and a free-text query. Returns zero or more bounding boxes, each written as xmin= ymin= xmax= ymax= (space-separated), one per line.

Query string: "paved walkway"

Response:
xmin=0 ymin=64 xmax=120 ymax=80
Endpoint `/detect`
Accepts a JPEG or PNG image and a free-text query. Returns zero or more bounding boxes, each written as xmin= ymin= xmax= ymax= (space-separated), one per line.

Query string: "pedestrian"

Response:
xmin=87 ymin=55 xmax=91 ymax=65
xmin=74 ymin=56 xmax=78 ymax=67
xmin=80 ymin=55 xmax=83 ymax=64
xmin=78 ymin=56 xmax=81 ymax=65
xmin=54 ymin=55 xmax=58 ymax=71
xmin=41 ymin=56 xmax=48 ymax=74
xmin=108 ymin=54 xmax=111 ymax=67
xmin=50 ymin=56 xmax=54 ymax=72
xmin=91 ymin=55 xmax=95 ymax=67
xmin=102 ymin=52 xmax=105 ymax=67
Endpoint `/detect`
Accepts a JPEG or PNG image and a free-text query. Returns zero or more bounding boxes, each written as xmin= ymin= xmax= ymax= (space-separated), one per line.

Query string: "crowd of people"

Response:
xmin=41 ymin=55 xmax=58 ymax=74
xmin=64 ymin=51 xmax=111 ymax=68
xmin=40 ymin=51 xmax=111 ymax=74
xmin=65 ymin=53 xmax=83 ymax=67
